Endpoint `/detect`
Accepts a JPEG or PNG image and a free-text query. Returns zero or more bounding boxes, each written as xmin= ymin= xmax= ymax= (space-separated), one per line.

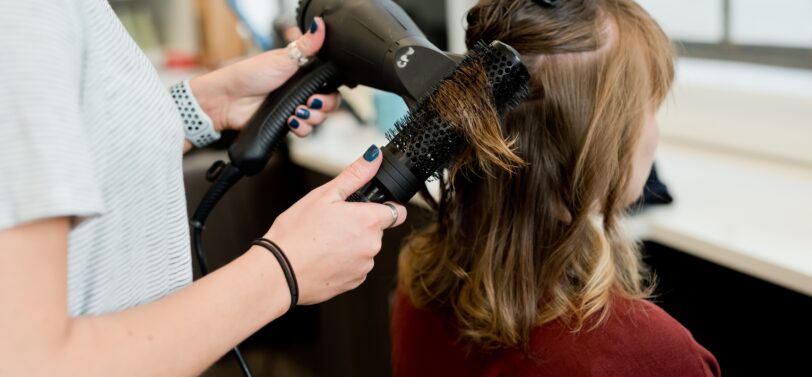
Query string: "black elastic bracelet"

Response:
xmin=251 ymin=238 xmax=299 ymax=311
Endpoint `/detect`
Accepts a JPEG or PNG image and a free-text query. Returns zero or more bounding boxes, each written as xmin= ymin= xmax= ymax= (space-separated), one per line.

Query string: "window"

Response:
xmin=636 ymin=0 xmax=812 ymax=166
xmin=637 ymin=0 xmax=812 ymax=70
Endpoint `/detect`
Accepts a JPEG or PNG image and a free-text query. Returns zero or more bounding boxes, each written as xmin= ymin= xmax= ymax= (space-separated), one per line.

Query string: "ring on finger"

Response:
xmin=287 ymin=41 xmax=309 ymax=66
xmin=383 ymin=202 xmax=399 ymax=229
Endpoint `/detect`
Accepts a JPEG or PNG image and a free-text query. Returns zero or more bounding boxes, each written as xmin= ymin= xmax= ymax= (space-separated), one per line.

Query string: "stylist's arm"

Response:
xmin=0 ymin=150 xmax=405 ymax=377
xmin=0 ymin=14 xmax=406 ymax=377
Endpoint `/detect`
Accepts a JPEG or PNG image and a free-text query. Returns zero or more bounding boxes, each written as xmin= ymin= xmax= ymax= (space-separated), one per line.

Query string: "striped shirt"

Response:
xmin=0 ymin=0 xmax=192 ymax=316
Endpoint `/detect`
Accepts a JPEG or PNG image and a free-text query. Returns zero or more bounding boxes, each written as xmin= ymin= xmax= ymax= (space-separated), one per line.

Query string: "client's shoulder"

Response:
xmin=526 ymin=296 xmax=696 ymax=352
xmin=603 ymin=296 xmax=696 ymax=341
xmin=509 ymin=296 xmax=720 ymax=377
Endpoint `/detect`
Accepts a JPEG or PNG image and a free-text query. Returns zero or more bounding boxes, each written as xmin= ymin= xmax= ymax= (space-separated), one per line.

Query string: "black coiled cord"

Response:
xmin=190 ymin=163 xmax=254 ymax=376
xmin=191 ymin=163 xmax=244 ymax=276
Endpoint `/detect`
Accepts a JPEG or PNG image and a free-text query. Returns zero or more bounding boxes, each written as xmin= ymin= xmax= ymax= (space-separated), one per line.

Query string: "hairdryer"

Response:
xmin=227 ymin=0 xmax=461 ymax=177
xmin=295 ymin=0 xmax=461 ymax=104
xmin=194 ymin=0 xmax=532 ymax=228
xmin=194 ymin=0 xmax=465 ymax=225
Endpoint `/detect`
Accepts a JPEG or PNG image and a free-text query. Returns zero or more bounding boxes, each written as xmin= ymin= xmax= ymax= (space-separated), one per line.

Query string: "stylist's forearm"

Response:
xmin=61 ymin=246 xmax=288 ymax=377
xmin=188 ymin=70 xmax=233 ymax=134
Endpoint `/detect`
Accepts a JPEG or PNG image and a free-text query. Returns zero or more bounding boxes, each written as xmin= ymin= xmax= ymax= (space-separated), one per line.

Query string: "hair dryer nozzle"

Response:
xmin=296 ymin=0 xmax=458 ymax=103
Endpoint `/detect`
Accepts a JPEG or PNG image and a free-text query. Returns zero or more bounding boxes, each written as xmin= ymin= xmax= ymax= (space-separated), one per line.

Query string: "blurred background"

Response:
xmin=111 ymin=0 xmax=811 ymax=376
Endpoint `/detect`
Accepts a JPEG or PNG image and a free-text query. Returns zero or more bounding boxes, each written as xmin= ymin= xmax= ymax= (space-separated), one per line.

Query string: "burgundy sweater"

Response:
xmin=392 ymin=290 xmax=720 ymax=377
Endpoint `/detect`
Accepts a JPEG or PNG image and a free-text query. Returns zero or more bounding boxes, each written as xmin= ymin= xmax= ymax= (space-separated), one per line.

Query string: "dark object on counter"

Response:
xmin=628 ymin=163 xmax=673 ymax=213
xmin=534 ymin=0 xmax=562 ymax=8
xmin=639 ymin=163 xmax=674 ymax=207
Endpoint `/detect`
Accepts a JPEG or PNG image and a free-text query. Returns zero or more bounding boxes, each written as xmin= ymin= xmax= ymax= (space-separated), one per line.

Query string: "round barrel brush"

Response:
xmin=349 ymin=40 xmax=531 ymax=204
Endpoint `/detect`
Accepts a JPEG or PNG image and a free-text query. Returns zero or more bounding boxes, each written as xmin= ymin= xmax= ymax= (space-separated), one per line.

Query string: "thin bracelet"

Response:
xmin=251 ymin=238 xmax=299 ymax=311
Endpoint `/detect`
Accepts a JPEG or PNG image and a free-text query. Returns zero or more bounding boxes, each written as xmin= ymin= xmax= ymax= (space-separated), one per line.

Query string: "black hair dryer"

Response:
xmin=226 ymin=0 xmax=459 ymax=177
xmin=296 ymin=0 xmax=459 ymax=105
xmin=194 ymin=0 xmax=460 ymax=232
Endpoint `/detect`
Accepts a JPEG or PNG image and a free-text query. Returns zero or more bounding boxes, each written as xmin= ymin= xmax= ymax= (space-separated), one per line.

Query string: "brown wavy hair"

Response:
xmin=398 ymin=0 xmax=675 ymax=349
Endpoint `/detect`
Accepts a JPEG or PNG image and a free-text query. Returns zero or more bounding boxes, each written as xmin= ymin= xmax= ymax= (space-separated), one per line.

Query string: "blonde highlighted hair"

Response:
xmin=399 ymin=0 xmax=675 ymax=349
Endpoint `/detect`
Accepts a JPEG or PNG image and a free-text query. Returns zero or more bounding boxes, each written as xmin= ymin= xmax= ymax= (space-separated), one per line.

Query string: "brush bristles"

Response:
xmin=386 ymin=98 xmax=465 ymax=182
xmin=385 ymin=41 xmax=530 ymax=181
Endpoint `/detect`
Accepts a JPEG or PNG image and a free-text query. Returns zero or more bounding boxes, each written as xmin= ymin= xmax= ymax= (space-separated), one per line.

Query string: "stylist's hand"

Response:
xmin=189 ymin=17 xmax=338 ymax=137
xmin=264 ymin=146 xmax=407 ymax=305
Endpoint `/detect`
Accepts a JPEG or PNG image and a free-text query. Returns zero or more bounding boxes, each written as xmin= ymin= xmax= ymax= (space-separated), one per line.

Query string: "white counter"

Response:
xmin=628 ymin=144 xmax=812 ymax=296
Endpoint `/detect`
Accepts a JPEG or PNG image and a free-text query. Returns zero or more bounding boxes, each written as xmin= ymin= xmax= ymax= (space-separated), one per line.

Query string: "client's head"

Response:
xmin=399 ymin=0 xmax=675 ymax=349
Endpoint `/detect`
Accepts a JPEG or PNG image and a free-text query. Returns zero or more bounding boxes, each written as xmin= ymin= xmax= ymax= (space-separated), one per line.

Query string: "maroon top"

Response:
xmin=392 ymin=290 xmax=720 ymax=377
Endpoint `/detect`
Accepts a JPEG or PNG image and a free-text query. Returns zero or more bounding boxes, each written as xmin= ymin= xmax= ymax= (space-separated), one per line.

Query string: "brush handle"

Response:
xmin=228 ymin=59 xmax=341 ymax=176
xmin=347 ymin=146 xmax=422 ymax=204
xmin=347 ymin=183 xmax=387 ymax=203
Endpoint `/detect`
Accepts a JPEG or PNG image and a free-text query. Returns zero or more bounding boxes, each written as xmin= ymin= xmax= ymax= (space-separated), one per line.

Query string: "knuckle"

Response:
xmin=367 ymin=260 xmax=375 ymax=274
xmin=310 ymin=111 xmax=326 ymax=123
xmin=324 ymin=95 xmax=339 ymax=110
xmin=298 ymin=35 xmax=310 ymax=49
xmin=370 ymin=239 xmax=382 ymax=253
xmin=348 ymin=163 xmax=366 ymax=182
xmin=353 ymin=276 xmax=367 ymax=289
xmin=308 ymin=185 xmax=326 ymax=198
xmin=335 ymin=187 xmax=349 ymax=201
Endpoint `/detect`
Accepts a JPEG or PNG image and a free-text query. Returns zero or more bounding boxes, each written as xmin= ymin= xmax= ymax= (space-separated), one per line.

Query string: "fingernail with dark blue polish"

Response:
xmin=289 ymin=118 xmax=300 ymax=129
xmin=310 ymin=19 xmax=318 ymax=34
xmin=363 ymin=145 xmax=379 ymax=162
xmin=310 ymin=98 xmax=323 ymax=110
xmin=296 ymin=108 xmax=310 ymax=119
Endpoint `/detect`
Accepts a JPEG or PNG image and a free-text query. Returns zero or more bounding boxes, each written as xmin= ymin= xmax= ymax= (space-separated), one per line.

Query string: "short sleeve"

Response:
xmin=0 ymin=1 xmax=104 ymax=231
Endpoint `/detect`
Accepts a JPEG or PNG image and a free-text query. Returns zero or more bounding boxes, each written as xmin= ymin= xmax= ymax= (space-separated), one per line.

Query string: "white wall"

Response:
xmin=638 ymin=0 xmax=812 ymax=48
xmin=635 ymin=0 xmax=725 ymax=43
xmin=730 ymin=0 xmax=812 ymax=48
xmin=445 ymin=0 xmax=477 ymax=53
xmin=659 ymin=59 xmax=812 ymax=165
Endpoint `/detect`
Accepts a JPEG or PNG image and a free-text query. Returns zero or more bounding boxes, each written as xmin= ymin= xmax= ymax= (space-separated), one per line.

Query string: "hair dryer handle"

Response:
xmin=228 ymin=59 xmax=341 ymax=176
